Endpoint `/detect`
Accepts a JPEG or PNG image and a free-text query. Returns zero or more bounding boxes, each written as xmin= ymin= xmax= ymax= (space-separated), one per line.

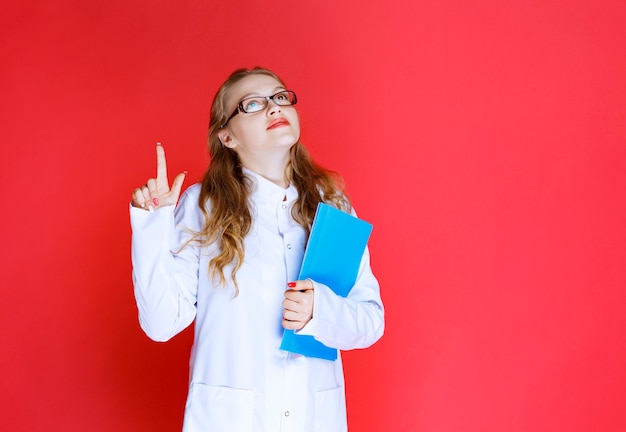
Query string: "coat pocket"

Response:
xmin=314 ymin=386 xmax=347 ymax=432
xmin=183 ymin=383 xmax=254 ymax=432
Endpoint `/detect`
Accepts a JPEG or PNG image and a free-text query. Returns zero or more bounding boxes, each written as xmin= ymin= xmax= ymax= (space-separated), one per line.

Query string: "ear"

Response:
xmin=218 ymin=129 xmax=237 ymax=148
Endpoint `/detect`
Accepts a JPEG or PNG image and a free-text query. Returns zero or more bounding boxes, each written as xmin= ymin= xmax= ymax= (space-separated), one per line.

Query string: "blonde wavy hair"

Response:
xmin=192 ymin=67 xmax=350 ymax=295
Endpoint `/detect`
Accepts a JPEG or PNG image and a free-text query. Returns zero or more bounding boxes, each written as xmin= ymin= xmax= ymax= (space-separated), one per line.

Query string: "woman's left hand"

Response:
xmin=282 ymin=280 xmax=314 ymax=330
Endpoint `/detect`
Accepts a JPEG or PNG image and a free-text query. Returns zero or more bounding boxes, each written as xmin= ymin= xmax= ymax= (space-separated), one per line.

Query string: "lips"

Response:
xmin=266 ymin=118 xmax=290 ymax=130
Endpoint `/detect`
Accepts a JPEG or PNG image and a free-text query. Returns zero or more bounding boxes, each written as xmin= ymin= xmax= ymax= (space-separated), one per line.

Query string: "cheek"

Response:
xmin=290 ymin=112 xmax=301 ymax=134
xmin=231 ymin=121 xmax=259 ymax=144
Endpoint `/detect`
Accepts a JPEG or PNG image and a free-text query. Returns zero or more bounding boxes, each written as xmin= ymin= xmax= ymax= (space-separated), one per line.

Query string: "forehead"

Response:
xmin=228 ymin=74 xmax=285 ymax=103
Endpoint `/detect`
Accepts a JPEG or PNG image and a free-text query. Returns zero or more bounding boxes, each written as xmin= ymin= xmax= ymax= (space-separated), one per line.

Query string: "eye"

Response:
xmin=274 ymin=91 xmax=289 ymax=103
xmin=242 ymin=98 xmax=264 ymax=112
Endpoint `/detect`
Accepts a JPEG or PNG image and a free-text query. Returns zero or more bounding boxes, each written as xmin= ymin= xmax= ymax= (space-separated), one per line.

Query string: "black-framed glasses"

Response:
xmin=222 ymin=90 xmax=297 ymax=127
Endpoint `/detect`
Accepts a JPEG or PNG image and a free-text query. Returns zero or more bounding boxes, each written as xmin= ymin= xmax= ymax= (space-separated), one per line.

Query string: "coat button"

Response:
xmin=284 ymin=411 xmax=290 ymax=417
xmin=286 ymin=244 xmax=292 ymax=249
xmin=281 ymin=204 xmax=287 ymax=209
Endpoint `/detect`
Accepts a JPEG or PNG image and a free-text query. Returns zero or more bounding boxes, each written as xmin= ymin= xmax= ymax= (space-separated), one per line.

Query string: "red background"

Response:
xmin=1 ymin=1 xmax=625 ymax=430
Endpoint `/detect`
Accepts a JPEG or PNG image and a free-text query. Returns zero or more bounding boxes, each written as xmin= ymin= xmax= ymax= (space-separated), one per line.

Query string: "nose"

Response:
xmin=266 ymin=99 xmax=282 ymax=116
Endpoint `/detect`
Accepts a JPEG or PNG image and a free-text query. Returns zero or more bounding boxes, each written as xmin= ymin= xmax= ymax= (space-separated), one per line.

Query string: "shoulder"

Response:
xmin=180 ymin=182 xmax=202 ymax=201
xmin=174 ymin=183 xmax=204 ymax=227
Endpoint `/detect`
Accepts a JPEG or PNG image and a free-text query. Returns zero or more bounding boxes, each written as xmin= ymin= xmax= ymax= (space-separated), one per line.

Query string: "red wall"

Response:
xmin=1 ymin=1 xmax=625 ymax=430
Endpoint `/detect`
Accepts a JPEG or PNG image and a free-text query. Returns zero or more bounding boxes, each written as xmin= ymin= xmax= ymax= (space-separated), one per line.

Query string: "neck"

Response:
xmin=239 ymin=150 xmax=290 ymax=188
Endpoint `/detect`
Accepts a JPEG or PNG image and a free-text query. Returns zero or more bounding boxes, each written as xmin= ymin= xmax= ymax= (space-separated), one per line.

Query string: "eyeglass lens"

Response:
xmin=241 ymin=91 xmax=296 ymax=113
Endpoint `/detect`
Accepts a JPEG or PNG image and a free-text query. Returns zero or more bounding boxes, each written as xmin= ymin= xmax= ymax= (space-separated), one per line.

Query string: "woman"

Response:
xmin=130 ymin=67 xmax=384 ymax=431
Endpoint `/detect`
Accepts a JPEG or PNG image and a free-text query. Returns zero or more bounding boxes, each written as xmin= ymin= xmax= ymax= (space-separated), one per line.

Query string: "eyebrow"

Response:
xmin=238 ymin=86 xmax=286 ymax=100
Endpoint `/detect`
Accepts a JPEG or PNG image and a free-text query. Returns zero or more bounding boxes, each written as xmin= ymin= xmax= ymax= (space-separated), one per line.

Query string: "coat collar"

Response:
xmin=242 ymin=167 xmax=298 ymax=204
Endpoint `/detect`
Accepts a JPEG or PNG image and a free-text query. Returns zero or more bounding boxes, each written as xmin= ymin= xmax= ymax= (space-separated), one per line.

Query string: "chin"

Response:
xmin=274 ymin=136 xmax=300 ymax=148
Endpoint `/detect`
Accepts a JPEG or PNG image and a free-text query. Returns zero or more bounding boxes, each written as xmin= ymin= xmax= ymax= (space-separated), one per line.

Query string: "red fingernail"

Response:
xmin=153 ymin=198 xmax=159 ymax=206
xmin=288 ymin=282 xmax=296 ymax=288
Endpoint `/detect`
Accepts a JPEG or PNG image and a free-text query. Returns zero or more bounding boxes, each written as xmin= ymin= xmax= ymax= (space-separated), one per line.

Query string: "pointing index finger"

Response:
xmin=156 ymin=142 xmax=169 ymax=183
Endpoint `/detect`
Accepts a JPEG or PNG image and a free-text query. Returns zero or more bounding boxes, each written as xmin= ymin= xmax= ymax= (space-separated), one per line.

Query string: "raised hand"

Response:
xmin=131 ymin=142 xmax=187 ymax=211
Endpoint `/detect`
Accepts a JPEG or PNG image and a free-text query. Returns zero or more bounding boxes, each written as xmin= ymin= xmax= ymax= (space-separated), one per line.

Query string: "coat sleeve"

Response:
xmin=130 ymin=186 xmax=202 ymax=342
xmin=295 ymin=244 xmax=385 ymax=351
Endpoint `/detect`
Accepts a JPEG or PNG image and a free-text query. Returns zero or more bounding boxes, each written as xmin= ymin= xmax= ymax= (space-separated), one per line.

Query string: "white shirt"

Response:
xmin=130 ymin=168 xmax=384 ymax=432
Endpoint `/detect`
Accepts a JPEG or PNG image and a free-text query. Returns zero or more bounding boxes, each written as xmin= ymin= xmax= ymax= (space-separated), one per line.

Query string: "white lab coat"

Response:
xmin=130 ymin=168 xmax=384 ymax=432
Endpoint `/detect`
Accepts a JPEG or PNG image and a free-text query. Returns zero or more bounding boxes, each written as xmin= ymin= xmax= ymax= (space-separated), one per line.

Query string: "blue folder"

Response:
xmin=280 ymin=202 xmax=373 ymax=360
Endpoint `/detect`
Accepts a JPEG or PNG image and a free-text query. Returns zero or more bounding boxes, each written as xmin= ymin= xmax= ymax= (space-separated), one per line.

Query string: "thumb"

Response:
xmin=287 ymin=280 xmax=314 ymax=291
xmin=170 ymin=171 xmax=187 ymax=200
